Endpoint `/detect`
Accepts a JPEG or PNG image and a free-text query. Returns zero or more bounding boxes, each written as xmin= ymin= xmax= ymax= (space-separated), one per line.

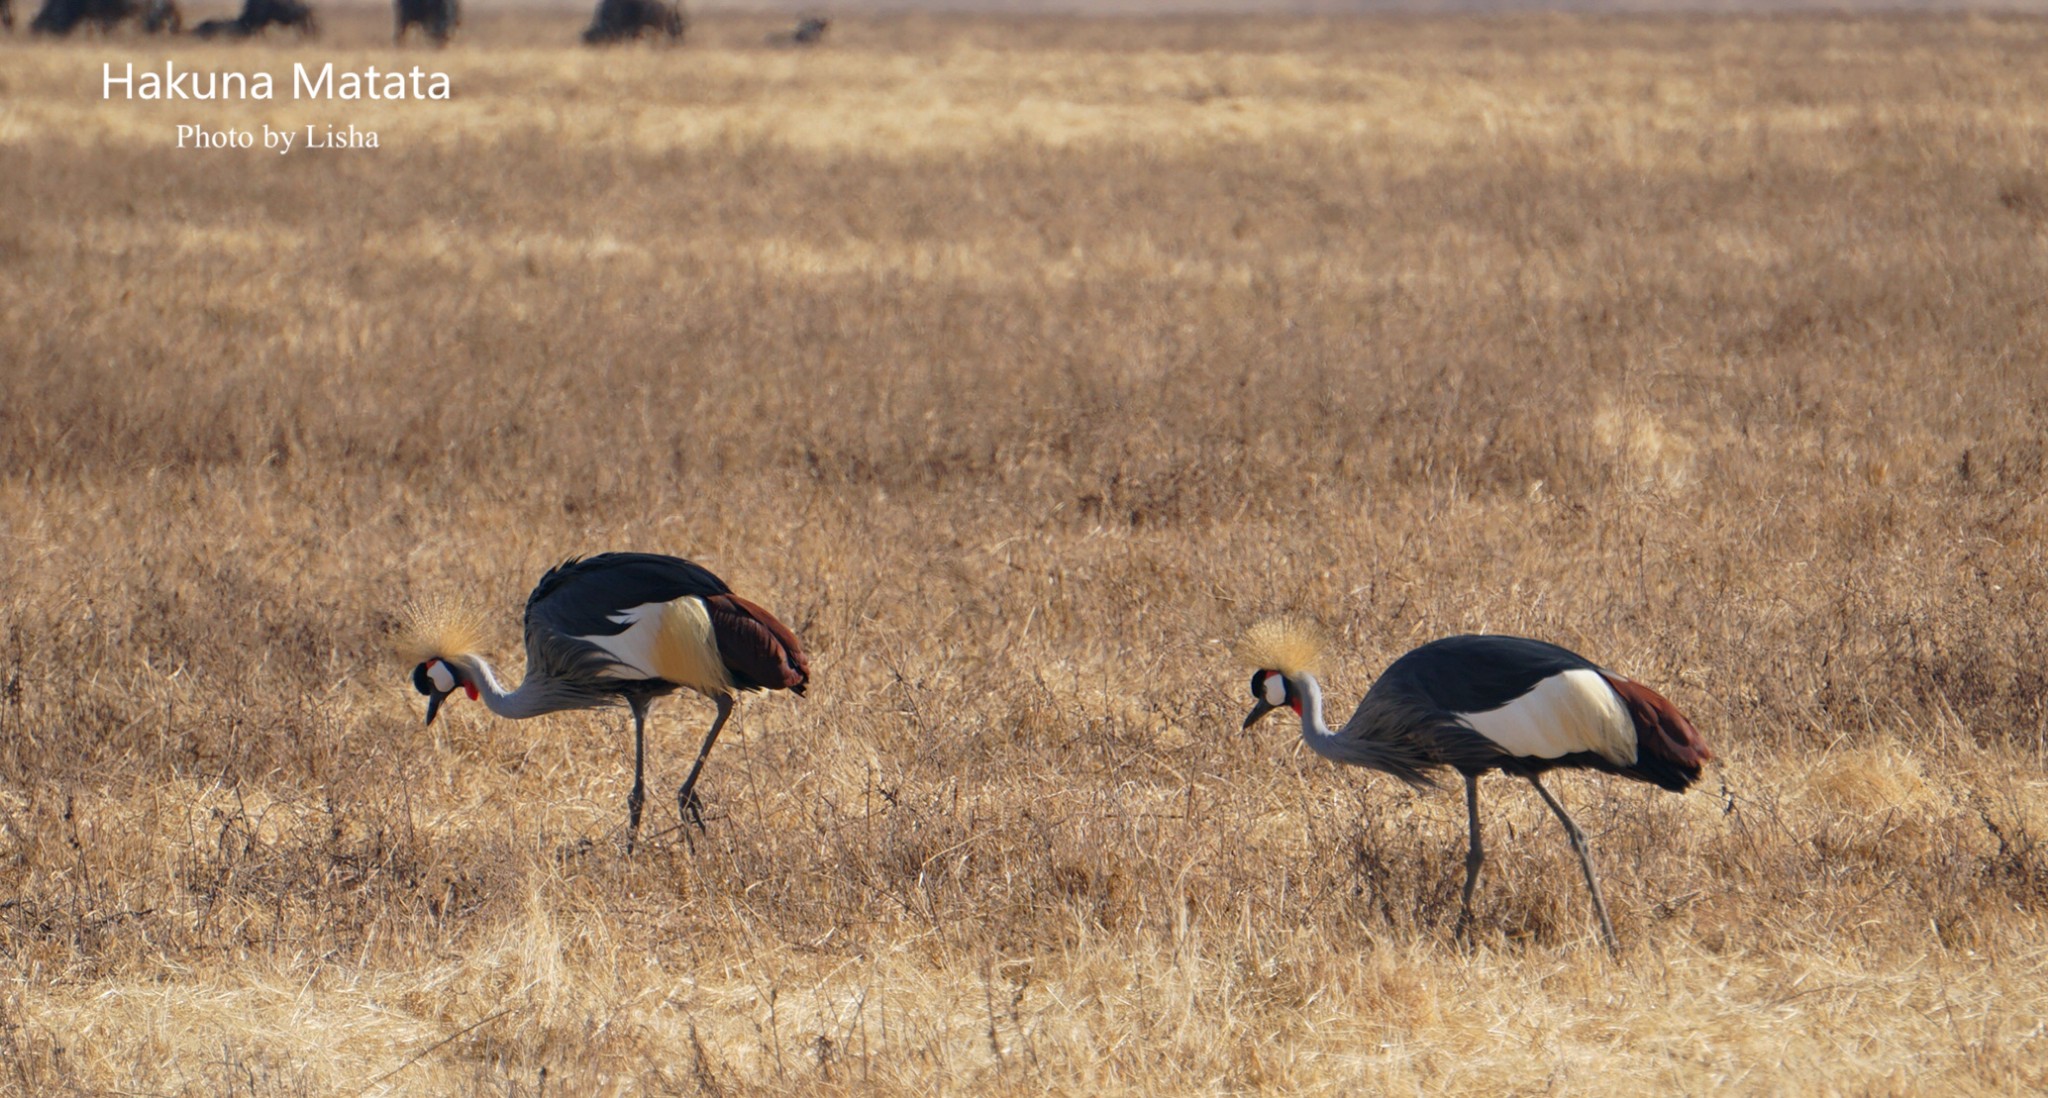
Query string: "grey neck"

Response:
xmin=1288 ymin=671 xmax=1448 ymax=791
xmin=458 ymin=656 xmax=579 ymax=720
xmin=1293 ymin=672 xmax=1346 ymax=759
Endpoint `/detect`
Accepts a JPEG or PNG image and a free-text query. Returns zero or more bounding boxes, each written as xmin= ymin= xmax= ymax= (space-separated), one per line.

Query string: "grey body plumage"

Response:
xmin=1325 ymin=675 xmax=1514 ymax=782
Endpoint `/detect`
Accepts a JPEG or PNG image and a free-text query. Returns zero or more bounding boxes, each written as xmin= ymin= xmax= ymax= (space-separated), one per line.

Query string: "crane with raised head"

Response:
xmin=403 ymin=552 xmax=808 ymax=850
xmin=1239 ymin=619 xmax=1712 ymax=952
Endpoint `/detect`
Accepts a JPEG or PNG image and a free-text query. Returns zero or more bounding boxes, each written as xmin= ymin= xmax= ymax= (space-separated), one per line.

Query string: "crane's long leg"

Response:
xmin=674 ymin=695 xmax=734 ymax=832
xmin=1455 ymin=771 xmax=1485 ymax=941
xmin=1526 ymin=774 xmax=1619 ymax=954
xmin=625 ymin=697 xmax=651 ymax=853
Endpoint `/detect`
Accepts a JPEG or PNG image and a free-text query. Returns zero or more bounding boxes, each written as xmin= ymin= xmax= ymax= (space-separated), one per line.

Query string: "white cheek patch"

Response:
xmin=426 ymin=660 xmax=456 ymax=693
xmin=1262 ymin=673 xmax=1289 ymax=706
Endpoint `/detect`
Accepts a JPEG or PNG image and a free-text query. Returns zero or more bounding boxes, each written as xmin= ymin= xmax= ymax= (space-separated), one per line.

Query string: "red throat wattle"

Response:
xmin=1288 ymin=699 xmax=1302 ymax=715
xmin=464 ymin=683 xmax=478 ymax=701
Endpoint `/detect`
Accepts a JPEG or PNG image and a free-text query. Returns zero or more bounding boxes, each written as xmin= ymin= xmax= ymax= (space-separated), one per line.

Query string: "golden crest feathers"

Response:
xmin=395 ymin=598 xmax=488 ymax=665
xmin=1237 ymin=617 xmax=1324 ymax=678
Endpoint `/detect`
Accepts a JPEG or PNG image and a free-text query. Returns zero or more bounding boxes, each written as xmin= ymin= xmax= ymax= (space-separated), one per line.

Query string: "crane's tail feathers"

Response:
xmin=1602 ymin=673 xmax=1713 ymax=789
xmin=1237 ymin=616 xmax=1325 ymax=678
xmin=396 ymin=598 xmax=489 ymax=664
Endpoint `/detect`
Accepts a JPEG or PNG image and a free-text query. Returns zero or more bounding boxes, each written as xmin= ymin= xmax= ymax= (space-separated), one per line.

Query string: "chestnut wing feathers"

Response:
xmin=1600 ymin=672 xmax=1714 ymax=785
xmin=704 ymin=594 xmax=809 ymax=694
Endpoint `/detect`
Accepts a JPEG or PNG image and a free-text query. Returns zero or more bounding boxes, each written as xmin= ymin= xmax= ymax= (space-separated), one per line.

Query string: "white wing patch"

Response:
xmin=575 ymin=603 xmax=669 ymax=679
xmin=573 ymin=597 xmax=734 ymax=696
xmin=1457 ymin=669 xmax=1636 ymax=765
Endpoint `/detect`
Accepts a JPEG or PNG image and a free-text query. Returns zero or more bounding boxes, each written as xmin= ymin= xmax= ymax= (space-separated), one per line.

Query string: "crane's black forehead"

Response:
xmin=412 ymin=662 xmax=436 ymax=695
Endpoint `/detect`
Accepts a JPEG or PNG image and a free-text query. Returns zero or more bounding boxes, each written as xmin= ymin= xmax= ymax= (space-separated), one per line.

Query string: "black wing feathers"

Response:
xmin=526 ymin=553 xmax=732 ymax=640
xmin=1337 ymin=634 xmax=1709 ymax=792
xmin=1381 ymin=635 xmax=1597 ymax=714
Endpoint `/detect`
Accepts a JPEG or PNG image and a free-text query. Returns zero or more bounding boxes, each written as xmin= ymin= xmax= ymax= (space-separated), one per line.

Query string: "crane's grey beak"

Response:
xmin=1242 ymin=699 xmax=1277 ymax=730
xmin=424 ymin=690 xmax=448 ymax=726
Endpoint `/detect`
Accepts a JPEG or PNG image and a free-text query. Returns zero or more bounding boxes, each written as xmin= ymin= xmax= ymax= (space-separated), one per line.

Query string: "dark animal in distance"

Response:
xmin=189 ymin=12 xmax=243 ymax=35
xmin=3 ymin=0 xmax=16 ymax=31
xmin=189 ymin=12 xmax=240 ymax=35
xmin=1241 ymin=624 xmax=1714 ymax=953
xmin=581 ymin=0 xmax=683 ymax=45
xmin=30 ymin=0 xmax=179 ymax=34
xmin=405 ymin=553 xmax=809 ymax=850
xmin=393 ymin=0 xmax=455 ymax=45
xmin=765 ymin=16 xmax=827 ymax=47
xmin=29 ymin=0 xmax=113 ymax=34
xmin=189 ymin=0 xmax=314 ymax=38
xmin=245 ymin=0 xmax=316 ymax=34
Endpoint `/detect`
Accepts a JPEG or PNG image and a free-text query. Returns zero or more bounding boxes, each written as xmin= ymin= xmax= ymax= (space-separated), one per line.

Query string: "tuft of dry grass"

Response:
xmin=4 ymin=9 xmax=2048 ymax=1095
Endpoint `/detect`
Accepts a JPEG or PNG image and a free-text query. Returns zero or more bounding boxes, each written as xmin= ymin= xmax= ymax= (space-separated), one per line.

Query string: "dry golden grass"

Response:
xmin=5 ymin=8 xmax=2048 ymax=1095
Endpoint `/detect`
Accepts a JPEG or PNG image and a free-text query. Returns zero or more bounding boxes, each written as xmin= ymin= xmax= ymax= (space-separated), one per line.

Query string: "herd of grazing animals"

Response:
xmin=25 ymin=0 xmax=179 ymax=35
xmin=404 ymin=553 xmax=1715 ymax=953
xmin=10 ymin=0 xmax=829 ymax=46
xmin=22 ymin=0 xmax=312 ymax=36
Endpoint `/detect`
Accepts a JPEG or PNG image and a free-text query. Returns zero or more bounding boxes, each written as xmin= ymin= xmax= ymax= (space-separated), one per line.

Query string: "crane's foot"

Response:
xmin=679 ymin=788 xmax=707 ymax=833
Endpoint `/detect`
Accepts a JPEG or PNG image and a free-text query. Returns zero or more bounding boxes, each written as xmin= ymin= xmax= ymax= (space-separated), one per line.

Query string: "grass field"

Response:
xmin=5 ymin=8 xmax=2048 ymax=1094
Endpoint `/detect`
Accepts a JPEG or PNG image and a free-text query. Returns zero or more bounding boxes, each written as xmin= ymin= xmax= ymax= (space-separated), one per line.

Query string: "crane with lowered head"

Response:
xmin=402 ymin=552 xmax=808 ymax=850
xmin=1240 ymin=618 xmax=1712 ymax=952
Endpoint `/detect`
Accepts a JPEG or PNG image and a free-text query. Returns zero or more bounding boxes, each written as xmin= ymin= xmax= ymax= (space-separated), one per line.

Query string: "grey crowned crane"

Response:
xmin=1239 ymin=620 xmax=1712 ymax=952
xmin=402 ymin=553 xmax=809 ymax=850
